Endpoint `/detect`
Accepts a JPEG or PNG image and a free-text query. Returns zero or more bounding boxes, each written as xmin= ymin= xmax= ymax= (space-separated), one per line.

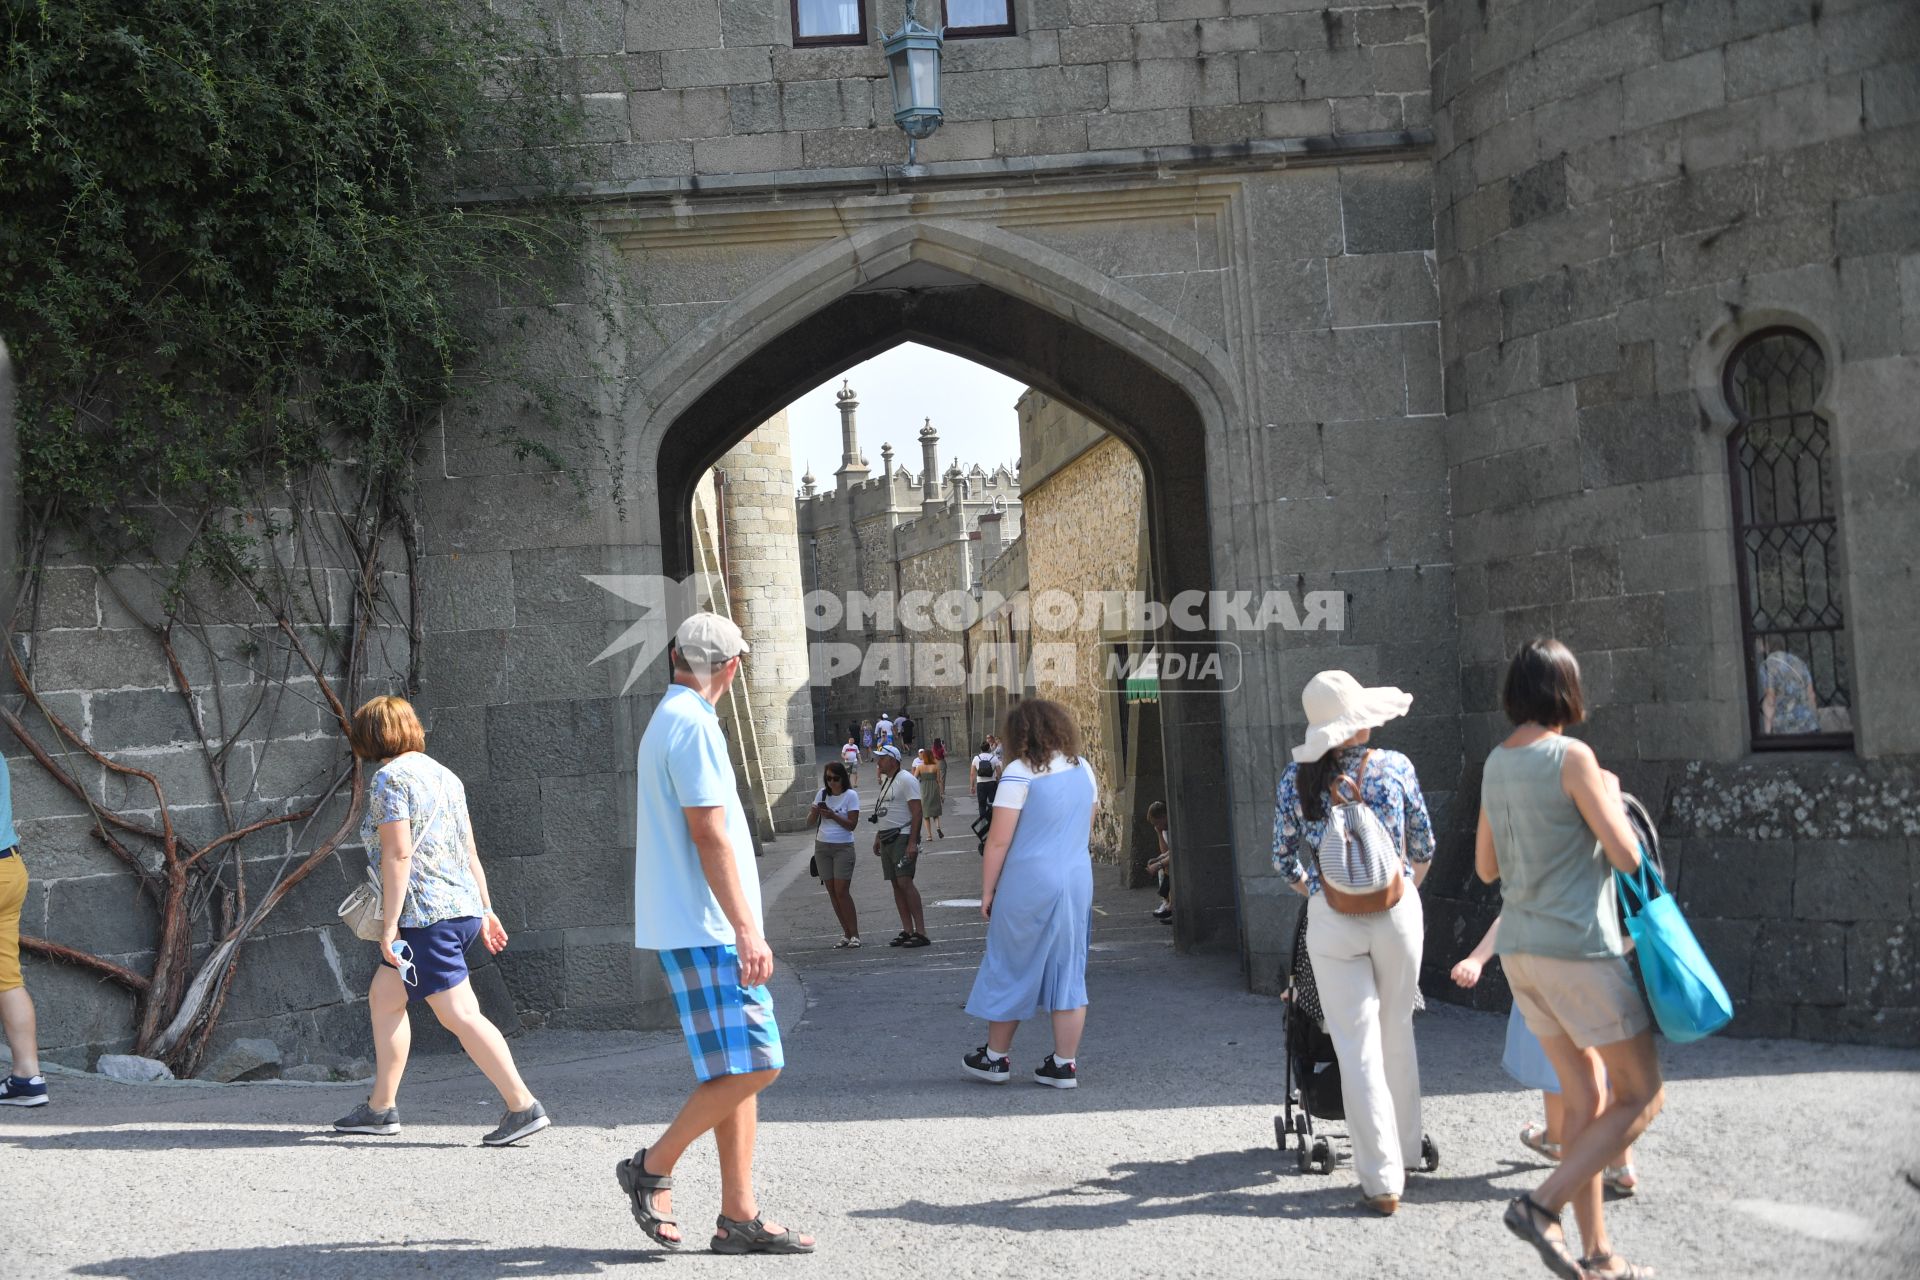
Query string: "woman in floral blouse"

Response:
xmin=331 ymin=696 xmax=550 ymax=1148
xmin=1273 ymin=671 xmax=1434 ymax=1217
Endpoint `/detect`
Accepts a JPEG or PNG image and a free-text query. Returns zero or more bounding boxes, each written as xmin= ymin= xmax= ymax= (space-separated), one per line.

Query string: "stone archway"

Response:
xmin=639 ymin=225 xmax=1242 ymax=953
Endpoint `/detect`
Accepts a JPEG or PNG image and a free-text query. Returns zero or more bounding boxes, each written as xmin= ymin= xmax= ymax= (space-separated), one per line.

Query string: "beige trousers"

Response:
xmin=1305 ymin=885 xmax=1425 ymax=1197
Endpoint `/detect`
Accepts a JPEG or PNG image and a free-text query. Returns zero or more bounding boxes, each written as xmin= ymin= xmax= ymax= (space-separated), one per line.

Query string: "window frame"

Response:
xmin=1722 ymin=325 xmax=1855 ymax=753
xmin=791 ymin=0 xmax=870 ymax=48
xmin=942 ymin=0 xmax=1017 ymax=39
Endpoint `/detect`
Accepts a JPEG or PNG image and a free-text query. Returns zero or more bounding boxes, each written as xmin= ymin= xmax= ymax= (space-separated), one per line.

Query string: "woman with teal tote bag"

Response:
xmin=1615 ymin=859 xmax=1734 ymax=1043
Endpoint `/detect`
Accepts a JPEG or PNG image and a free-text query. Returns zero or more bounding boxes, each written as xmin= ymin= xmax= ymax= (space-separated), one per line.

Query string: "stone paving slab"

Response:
xmin=3 ymin=777 xmax=1917 ymax=1278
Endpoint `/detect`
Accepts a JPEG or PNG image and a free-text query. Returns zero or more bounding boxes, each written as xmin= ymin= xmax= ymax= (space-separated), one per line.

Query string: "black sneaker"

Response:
xmin=0 ymin=1075 xmax=49 ymax=1107
xmin=962 ymin=1046 xmax=1010 ymax=1084
xmin=481 ymin=1099 xmax=551 ymax=1146
xmin=333 ymin=1100 xmax=400 ymax=1134
xmin=1033 ymin=1056 xmax=1078 ymax=1089
xmin=888 ymin=932 xmax=912 ymax=947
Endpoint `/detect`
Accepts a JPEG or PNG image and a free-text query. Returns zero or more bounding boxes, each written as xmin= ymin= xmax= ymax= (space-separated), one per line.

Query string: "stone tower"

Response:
xmin=918 ymin=418 xmax=941 ymax=508
xmin=709 ymin=411 xmax=815 ymax=831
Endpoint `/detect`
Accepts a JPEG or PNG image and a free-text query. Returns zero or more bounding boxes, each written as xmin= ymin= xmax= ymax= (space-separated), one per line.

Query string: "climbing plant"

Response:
xmin=0 ymin=0 xmax=609 ymax=1071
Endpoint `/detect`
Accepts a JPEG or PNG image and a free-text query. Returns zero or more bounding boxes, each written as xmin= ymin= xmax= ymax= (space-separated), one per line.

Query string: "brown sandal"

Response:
xmin=1581 ymin=1253 xmax=1655 ymax=1279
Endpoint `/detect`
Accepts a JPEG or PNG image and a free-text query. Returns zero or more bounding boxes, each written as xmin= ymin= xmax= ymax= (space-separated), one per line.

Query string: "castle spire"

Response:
xmin=834 ymin=380 xmax=868 ymax=489
xmin=918 ymin=418 xmax=941 ymax=509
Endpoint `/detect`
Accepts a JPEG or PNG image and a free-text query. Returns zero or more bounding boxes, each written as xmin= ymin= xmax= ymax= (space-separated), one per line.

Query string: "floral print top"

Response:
xmin=1272 ymin=746 xmax=1436 ymax=895
xmin=1758 ymin=650 xmax=1821 ymax=735
xmin=362 ymin=752 xmax=485 ymax=929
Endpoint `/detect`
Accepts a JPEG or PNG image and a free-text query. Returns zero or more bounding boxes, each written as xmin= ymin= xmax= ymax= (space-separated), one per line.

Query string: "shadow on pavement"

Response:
xmin=72 ymin=1242 xmax=659 ymax=1278
xmin=0 ymin=1125 xmax=469 ymax=1152
xmin=849 ymin=1146 xmax=1520 ymax=1231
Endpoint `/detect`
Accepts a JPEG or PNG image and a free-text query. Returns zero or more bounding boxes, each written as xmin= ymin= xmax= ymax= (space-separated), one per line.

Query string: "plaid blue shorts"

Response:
xmin=659 ymin=945 xmax=784 ymax=1082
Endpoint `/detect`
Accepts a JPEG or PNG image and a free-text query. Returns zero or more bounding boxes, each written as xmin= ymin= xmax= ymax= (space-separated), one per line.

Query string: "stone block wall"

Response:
xmin=494 ymin=0 xmax=1433 ymax=187
xmin=1427 ymin=0 xmax=1920 ymax=1042
xmin=1017 ymin=395 xmax=1148 ymax=865
xmin=710 ymin=414 xmax=816 ymax=829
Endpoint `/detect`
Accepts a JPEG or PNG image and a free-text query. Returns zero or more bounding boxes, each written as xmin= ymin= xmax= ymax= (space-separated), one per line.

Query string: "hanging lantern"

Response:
xmin=882 ymin=8 xmax=944 ymax=171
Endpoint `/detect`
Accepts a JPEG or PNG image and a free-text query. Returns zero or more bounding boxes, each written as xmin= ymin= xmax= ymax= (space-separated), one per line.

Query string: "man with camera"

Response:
xmin=871 ymin=745 xmax=927 ymax=948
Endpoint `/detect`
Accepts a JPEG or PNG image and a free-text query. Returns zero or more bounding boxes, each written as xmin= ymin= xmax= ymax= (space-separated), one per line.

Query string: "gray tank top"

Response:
xmin=1483 ymin=735 xmax=1624 ymax=961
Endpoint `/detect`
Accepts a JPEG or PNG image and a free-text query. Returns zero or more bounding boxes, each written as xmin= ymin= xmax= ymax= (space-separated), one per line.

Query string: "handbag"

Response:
xmin=1614 ymin=858 xmax=1734 ymax=1043
xmin=1311 ymin=750 xmax=1407 ymax=915
xmin=336 ymin=787 xmax=443 ymax=942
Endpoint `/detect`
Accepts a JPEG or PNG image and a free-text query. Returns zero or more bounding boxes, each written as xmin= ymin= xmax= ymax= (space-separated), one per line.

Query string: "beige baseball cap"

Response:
xmin=673 ymin=612 xmax=750 ymax=670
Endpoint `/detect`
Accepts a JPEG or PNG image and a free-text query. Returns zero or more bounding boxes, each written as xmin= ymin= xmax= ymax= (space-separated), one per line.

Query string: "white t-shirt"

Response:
xmin=840 ymin=743 xmax=860 ymax=765
xmin=875 ymin=717 xmax=893 ymax=741
xmin=993 ymin=754 xmax=1099 ymax=811
xmin=873 ymin=768 xmax=922 ymax=833
xmin=973 ymin=751 xmax=998 ymax=780
xmin=814 ymin=786 xmax=859 ymax=845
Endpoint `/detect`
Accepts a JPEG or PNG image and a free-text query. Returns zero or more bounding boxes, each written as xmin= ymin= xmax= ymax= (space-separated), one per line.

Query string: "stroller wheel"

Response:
xmin=1296 ymin=1144 xmax=1312 ymax=1173
xmin=1294 ymin=1112 xmax=1310 ymax=1137
xmin=1274 ymin=1116 xmax=1288 ymax=1151
xmin=1310 ymin=1138 xmax=1335 ymax=1175
xmin=1420 ymin=1135 xmax=1440 ymax=1172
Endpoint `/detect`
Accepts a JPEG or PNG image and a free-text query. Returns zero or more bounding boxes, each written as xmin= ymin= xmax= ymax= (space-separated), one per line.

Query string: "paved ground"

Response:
xmin=4 ymin=769 xmax=1918 ymax=1279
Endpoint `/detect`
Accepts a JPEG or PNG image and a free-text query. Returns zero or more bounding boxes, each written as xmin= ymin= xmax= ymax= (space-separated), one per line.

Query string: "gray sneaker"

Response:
xmin=333 ymin=1101 xmax=400 ymax=1135
xmin=482 ymin=1099 xmax=551 ymax=1147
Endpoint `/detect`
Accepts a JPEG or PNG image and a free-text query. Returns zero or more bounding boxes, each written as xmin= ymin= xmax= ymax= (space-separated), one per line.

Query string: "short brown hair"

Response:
xmin=1502 ymin=638 xmax=1587 ymax=728
xmin=350 ymin=695 xmax=427 ymax=760
xmin=1002 ymin=698 xmax=1081 ymax=771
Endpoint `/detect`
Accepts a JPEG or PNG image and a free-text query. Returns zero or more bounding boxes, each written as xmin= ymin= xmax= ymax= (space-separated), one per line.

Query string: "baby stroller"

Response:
xmin=1274 ymin=911 xmax=1439 ymax=1176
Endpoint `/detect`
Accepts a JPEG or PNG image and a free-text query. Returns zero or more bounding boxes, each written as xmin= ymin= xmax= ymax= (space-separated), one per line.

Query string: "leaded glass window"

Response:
xmin=1724 ymin=328 xmax=1853 ymax=749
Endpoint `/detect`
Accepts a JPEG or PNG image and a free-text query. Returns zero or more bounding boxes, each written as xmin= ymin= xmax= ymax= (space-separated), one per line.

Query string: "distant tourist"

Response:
xmin=811 ymin=762 xmax=861 ymax=949
xmin=333 ymin=696 xmax=549 ymax=1147
xmin=874 ymin=713 xmax=894 ymax=750
xmin=871 ymin=745 xmax=927 ymax=948
xmin=897 ymin=711 xmax=916 ymax=748
xmin=1273 ymin=671 xmax=1434 ymax=1216
xmin=913 ymin=748 xmax=945 ymax=841
xmin=1479 ymin=638 xmax=1661 ymax=1280
xmin=969 ymin=740 xmax=999 ymax=812
xmin=1144 ymin=800 xmax=1172 ymax=924
xmin=616 ymin=613 xmax=814 ymax=1255
xmin=860 ymin=720 xmax=874 ymax=760
xmin=840 ymin=735 xmax=861 ymax=785
xmin=0 ymin=751 xmax=47 ymax=1107
xmin=931 ymin=737 xmax=948 ymax=789
xmin=962 ymin=700 xmax=1097 ymax=1090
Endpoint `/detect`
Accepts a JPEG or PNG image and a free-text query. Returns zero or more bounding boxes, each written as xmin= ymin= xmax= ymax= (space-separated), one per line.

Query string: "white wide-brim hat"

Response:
xmin=1292 ymin=670 xmax=1413 ymax=763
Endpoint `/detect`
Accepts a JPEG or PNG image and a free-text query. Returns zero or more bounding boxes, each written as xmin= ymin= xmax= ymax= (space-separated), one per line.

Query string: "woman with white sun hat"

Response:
xmin=1273 ymin=670 xmax=1436 ymax=1217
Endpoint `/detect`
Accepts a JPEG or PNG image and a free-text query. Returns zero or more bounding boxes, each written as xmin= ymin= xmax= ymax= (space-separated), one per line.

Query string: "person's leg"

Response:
xmin=1541 ymin=1032 xmax=1662 ymax=1255
xmin=1050 ymin=1007 xmax=1086 ymax=1060
xmin=901 ymin=876 xmax=925 ymax=936
xmin=424 ymin=978 xmax=535 ymax=1112
xmin=1372 ymin=892 xmax=1425 ymax=1171
xmin=715 ymin=1090 xmax=813 ymax=1244
xmin=1308 ymin=904 xmax=1404 ymax=1199
xmin=827 ymin=879 xmax=857 ymax=938
xmin=638 ymin=1072 xmax=774 ymax=1245
xmin=0 ymin=987 xmax=39 ymax=1079
xmin=1533 ymin=1035 xmax=1607 ymax=1259
xmin=891 ymin=880 xmax=914 ymax=933
xmin=367 ymin=965 xmax=411 ymax=1111
xmin=1543 ymin=1090 xmax=1565 ymax=1146
xmin=985 ymin=1019 xmax=1019 ymax=1055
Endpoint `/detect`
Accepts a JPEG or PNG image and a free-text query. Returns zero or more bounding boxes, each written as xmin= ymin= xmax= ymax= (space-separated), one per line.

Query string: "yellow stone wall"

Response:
xmin=1021 ymin=430 xmax=1146 ymax=864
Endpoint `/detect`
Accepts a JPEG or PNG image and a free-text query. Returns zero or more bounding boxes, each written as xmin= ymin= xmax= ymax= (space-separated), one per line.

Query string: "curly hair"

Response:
xmin=1002 ymin=698 xmax=1082 ymax=771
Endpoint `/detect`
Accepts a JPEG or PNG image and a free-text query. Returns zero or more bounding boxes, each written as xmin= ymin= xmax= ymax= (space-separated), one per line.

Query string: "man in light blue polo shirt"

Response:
xmin=614 ymin=612 xmax=814 ymax=1256
xmin=1 ymin=750 xmax=49 ymax=1106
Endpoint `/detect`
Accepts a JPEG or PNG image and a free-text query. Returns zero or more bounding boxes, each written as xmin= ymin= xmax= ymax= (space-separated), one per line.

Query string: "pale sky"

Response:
xmin=783 ymin=343 xmax=1026 ymax=491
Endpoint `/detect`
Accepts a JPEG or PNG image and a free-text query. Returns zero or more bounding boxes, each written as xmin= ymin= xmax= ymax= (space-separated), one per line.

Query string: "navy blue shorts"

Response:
xmin=382 ymin=916 xmax=483 ymax=1003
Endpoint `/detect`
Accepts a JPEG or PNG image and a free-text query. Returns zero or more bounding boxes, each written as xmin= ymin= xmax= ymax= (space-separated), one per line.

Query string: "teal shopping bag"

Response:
xmin=1615 ymin=859 xmax=1734 ymax=1043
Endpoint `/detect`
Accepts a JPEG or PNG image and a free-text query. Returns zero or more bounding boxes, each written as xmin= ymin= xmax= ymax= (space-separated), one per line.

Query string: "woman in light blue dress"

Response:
xmin=961 ymin=699 xmax=1097 ymax=1090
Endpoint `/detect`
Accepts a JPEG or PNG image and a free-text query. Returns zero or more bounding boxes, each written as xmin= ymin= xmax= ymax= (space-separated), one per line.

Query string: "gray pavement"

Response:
xmin=4 ymin=770 xmax=1918 ymax=1279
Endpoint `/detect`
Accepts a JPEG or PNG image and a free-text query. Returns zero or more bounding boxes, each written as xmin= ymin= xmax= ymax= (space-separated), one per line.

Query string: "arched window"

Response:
xmin=1724 ymin=328 xmax=1853 ymax=749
